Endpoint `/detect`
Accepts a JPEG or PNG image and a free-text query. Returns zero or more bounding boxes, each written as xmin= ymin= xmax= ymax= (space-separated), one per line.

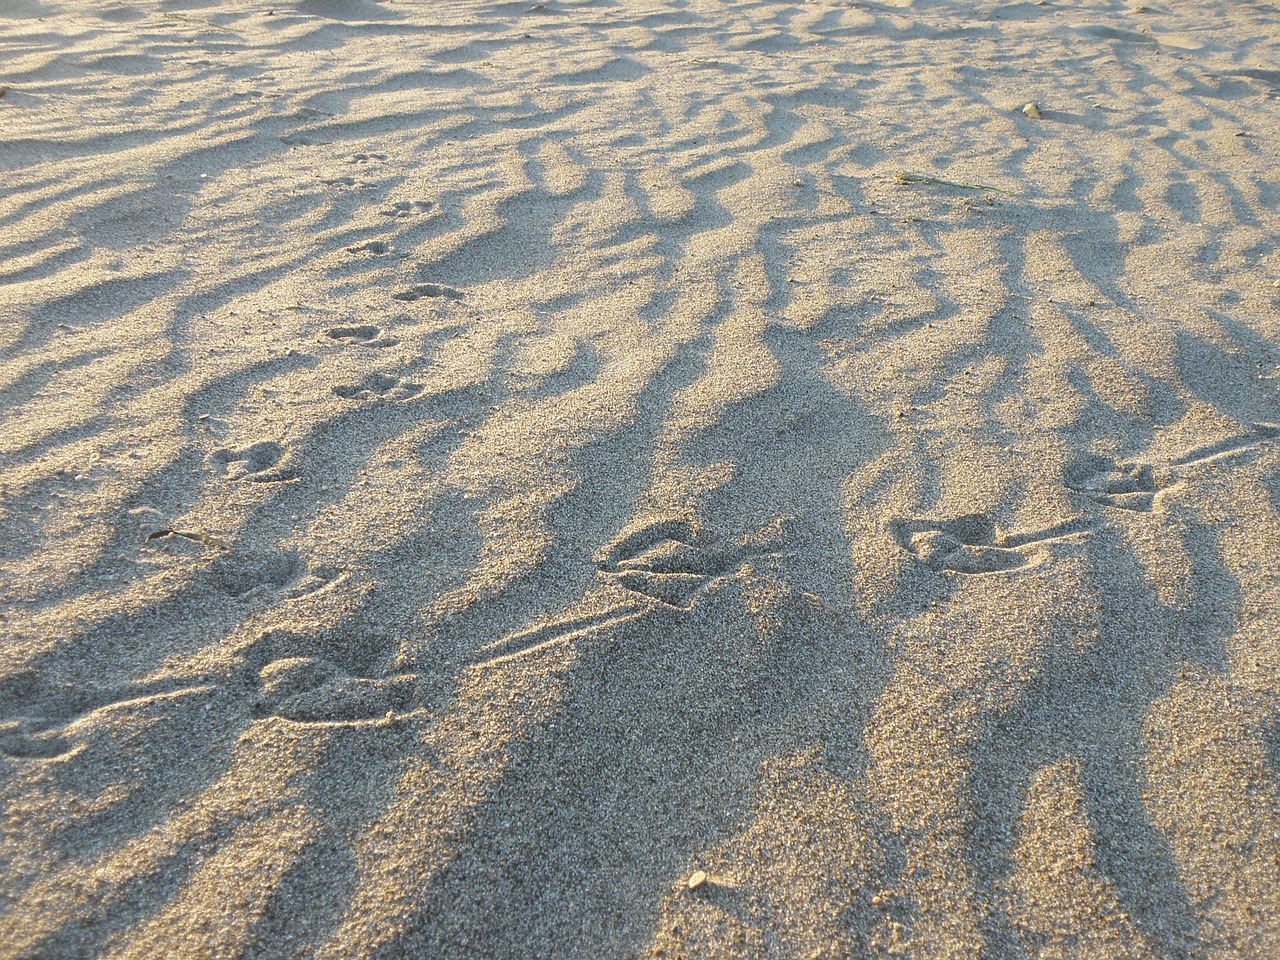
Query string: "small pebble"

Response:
xmin=1022 ymin=102 xmax=1044 ymax=119
xmin=686 ymin=870 xmax=708 ymax=891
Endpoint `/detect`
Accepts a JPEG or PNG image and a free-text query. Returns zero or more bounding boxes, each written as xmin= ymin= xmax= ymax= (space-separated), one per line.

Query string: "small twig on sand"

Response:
xmin=894 ymin=172 xmax=1012 ymax=195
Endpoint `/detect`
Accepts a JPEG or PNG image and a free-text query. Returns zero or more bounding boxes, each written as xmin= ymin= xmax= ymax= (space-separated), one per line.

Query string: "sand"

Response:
xmin=2 ymin=0 xmax=1279 ymax=956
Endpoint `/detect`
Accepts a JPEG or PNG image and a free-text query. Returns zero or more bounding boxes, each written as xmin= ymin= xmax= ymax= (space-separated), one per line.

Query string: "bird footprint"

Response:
xmin=890 ymin=513 xmax=1094 ymax=575
xmin=332 ymin=373 xmax=421 ymax=401
xmin=254 ymin=657 xmax=429 ymax=725
xmin=210 ymin=442 xmax=295 ymax=483
xmin=596 ymin=517 xmax=783 ymax=607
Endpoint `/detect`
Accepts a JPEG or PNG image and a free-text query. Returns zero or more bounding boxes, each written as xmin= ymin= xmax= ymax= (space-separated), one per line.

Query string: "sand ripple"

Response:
xmin=2 ymin=0 xmax=1279 ymax=956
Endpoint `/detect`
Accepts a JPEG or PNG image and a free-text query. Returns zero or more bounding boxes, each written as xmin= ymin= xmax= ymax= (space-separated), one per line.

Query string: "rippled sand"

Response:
xmin=2 ymin=0 xmax=1279 ymax=956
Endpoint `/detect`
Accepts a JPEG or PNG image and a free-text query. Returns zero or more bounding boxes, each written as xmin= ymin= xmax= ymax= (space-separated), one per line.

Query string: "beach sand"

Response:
xmin=2 ymin=0 xmax=1279 ymax=956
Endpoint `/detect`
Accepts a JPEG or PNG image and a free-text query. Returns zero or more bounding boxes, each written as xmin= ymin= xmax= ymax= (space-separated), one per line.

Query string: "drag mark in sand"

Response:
xmin=468 ymin=603 xmax=653 ymax=670
xmin=0 ymin=677 xmax=218 ymax=761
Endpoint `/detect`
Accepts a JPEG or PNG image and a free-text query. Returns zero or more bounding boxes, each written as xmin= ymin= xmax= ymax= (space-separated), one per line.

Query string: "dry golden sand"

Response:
xmin=2 ymin=0 xmax=1280 ymax=956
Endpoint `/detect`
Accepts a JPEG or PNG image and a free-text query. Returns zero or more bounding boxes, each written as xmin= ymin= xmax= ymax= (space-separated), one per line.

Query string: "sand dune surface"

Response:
xmin=2 ymin=0 xmax=1280 ymax=956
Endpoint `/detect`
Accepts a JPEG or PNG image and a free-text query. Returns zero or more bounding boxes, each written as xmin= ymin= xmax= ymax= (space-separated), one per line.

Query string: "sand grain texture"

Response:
xmin=2 ymin=0 xmax=1279 ymax=957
